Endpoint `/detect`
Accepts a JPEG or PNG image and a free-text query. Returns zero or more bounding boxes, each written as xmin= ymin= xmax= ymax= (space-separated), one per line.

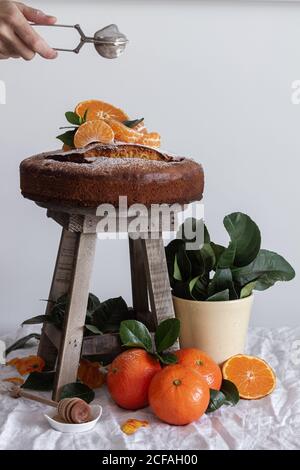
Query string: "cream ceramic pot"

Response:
xmin=173 ymin=294 xmax=253 ymax=365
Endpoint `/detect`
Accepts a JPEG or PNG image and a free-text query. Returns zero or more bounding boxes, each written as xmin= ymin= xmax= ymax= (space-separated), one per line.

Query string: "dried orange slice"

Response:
xmin=121 ymin=419 xmax=149 ymax=435
xmin=75 ymin=100 xmax=129 ymax=122
xmin=106 ymin=118 xmax=142 ymax=144
xmin=222 ymin=354 xmax=276 ymax=400
xmin=140 ymin=132 xmax=161 ymax=148
xmin=74 ymin=120 xmax=114 ymax=148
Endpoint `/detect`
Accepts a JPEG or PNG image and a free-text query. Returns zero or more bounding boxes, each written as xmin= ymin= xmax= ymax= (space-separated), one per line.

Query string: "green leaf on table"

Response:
xmin=56 ymin=130 xmax=76 ymax=147
xmin=156 ymin=352 xmax=178 ymax=365
xmin=119 ymin=320 xmax=152 ymax=352
xmin=5 ymin=333 xmax=41 ymax=355
xmin=22 ymin=371 xmax=55 ymax=391
xmin=232 ymin=249 xmax=295 ymax=291
xmin=92 ymin=296 xmax=129 ymax=333
xmin=123 ymin=118 xmax=144 ymax=128
xmin=65 ymin=111 xmax=81 ymax=126
xmin=206 ymin=389 xmax=226 ymax=413
xmin=60 ymin=382 xmax=95 ymax=403
xmin=240 ymin=281 xmax=257 ymax=298
xmin=221 ymin=379 xmax=239 ymax=406
xmin=155 ymin=318 xmax=180 ymax=353
xmin=85 ymin=324 xmax=103 ymax=335
xmin=223 ymin=212 xmax=261 ymax=267
xmin=206 ymin=289 xmax=230 ymax=302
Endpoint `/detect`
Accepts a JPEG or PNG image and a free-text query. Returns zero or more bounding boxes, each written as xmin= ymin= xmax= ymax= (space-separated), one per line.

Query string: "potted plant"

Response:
xmin=165 ymin=212 xmax=295 ymax=364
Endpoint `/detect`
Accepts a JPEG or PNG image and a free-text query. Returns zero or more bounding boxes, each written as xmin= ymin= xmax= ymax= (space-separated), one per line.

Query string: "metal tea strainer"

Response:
xmin=32 ymin=23 xmax=128 ymax=59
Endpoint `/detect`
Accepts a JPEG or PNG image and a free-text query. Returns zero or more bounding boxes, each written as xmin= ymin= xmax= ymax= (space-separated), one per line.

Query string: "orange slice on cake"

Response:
xmin=106 ymin=118 xmax=143 ymax=144
xmin=75 ymin=99 xmax=129 ymax=122
xmin=222 ymin=354 xmax=276 ymax=400
xmin=74 ymin=120 xmax=114 ymax=148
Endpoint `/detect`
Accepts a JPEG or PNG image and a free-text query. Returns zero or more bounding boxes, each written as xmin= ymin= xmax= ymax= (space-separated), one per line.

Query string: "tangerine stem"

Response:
xmin=173 ymin=379 xmax=181 ymax=386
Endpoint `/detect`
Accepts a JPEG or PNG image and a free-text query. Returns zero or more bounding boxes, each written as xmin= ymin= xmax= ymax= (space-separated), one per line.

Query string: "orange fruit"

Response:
xmin=74 ymin=120 xmax=114 ymax=148
xmin=222 ymin=354 xmax=276 ymax=400
xmin=148 ymin=364 xmax=209 ymax=425
xmin=140 ymin=132 xmax=161 ymax=148
xmin=107 ymin=349 xmax=161 ymax=410
xmin=106 ymin=118 xmax=143 ymax=144
xmin=75 ymin=99 xmax=129 ymax=122
xmin=174 ymin=348 xmax=222 ymax=391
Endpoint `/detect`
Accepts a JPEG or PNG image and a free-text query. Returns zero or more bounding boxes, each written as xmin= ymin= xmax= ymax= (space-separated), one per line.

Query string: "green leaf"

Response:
xmin=60 ymin=382 xmax=95 ymax=403
xmin=206 ymin=289 xmax=230 ymax=301
xmin=210 ymin=243 xmax=226 ymax=265
xmin=173 ymin=254 xmax=182 ymax=281
xmin=22 ymin=371 xmax=55 ymax=391
xmin=221 ymin=379 xmax=239 ymax=406
xmin=92 ymin=296 xmax=129 ymax=333
xmin=155 ymin=318 xmax=180 ymax=353
xmin=200 ymin=243 xmax=216 ymax=272
xmin=123 ymin=118 xmax=144 ymax=128
xmin=156 ymin=352 xmax=178 ymax=365
xmin=208 ymin=268 xmax=238 ymax=300
xmin=172 ymin=280 xmax=193 ymax=300
xmin=85 ymin=324 xmax=103 ymax=335
xmin=65 ymin=111 xmax=81 ymax=126
xmin=165 ymin=239 xmax=185 ymax=285
xmin=56 ymin=130 xmax=76 ymax=147
xmin=206 ymin=389 xmax=226 ymax=413
xmin=5 ymin=333 xmax=41 ymax=355
xmin=204 ymin=224 xmax=210 ymax=244
xmin=232 ymin=249 xmax=295 ymax=291
xmin=189 ymin=276 xmax=207 ymax=300
xmin=176 ymin=245 xmax=192 ymax=281
xmin=119 ymin=320 xmax=153 ymax=352
xmin=217 ymin=241 xmax=237 ymax=269
xmin=87 ymin=293 xmax=101 ymax=314
xmin=22 ymin=315 xmax=49 ymax=325
xmin=240 ymin=281 xmax=257 ymax=298
xmin=223 ymin=212 xmax=261 ymax=267
xmin=79 ymin=108 xmax=88 ymax=124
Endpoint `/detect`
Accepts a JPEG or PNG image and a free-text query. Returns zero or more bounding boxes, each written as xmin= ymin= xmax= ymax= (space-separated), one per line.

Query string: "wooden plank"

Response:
xmin=38 ymin=229 xmax=78 ymax=369
xmin=82 ymin=333 xmax=122 ymax=356
xmin=52 ymin=231 xmax=97 ymax=401
xmin=142 ymin=238 xmax=178 ymax=347
xmin=128 ymin=238 xmax=150 ymax=326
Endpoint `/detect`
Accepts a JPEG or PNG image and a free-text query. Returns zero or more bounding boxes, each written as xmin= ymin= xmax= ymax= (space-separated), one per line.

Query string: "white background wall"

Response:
xmin=0 ymin=0 xmax=299 ymax=334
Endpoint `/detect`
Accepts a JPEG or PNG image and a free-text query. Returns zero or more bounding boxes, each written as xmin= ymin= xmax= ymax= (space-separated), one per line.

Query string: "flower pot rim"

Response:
xmin=172 ymin=293 xmax=254 ymax=305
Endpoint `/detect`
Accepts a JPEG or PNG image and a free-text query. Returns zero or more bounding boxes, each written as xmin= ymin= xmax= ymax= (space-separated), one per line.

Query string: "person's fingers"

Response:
xmin=14 ymin=2 xmax=57 ymax=25
xmin=0 ymin=44 xmax=19 ymax=59
xmin=1 ymin=28 xmax=35 ymax=60
xmin=0 ymin=52 xmax=9 ymax=59
xmin=10 ymin=10 xmax=57 ymax=59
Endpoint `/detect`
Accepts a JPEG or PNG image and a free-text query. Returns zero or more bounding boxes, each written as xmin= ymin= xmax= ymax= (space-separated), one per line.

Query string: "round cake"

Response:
xmin=20 ymin=143 xmax=204 ymax=207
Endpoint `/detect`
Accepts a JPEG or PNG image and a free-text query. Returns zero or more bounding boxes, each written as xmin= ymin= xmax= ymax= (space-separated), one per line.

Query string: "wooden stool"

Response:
xmin=36 ymin=202 xmax=180 ymax=400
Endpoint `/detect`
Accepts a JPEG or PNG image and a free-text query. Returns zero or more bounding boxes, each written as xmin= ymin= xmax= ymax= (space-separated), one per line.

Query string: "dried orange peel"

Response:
xmin=121 ymin=419 xmax=149 ymax=435
xmin=7 ymin=356 xmax=45 ymax=376
xmin=222 ymin=354 xmax=276 ymax=400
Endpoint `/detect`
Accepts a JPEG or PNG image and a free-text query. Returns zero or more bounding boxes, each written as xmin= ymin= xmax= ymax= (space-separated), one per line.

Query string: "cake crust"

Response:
xmin=20 ymin=143 xmax=204 ymax=207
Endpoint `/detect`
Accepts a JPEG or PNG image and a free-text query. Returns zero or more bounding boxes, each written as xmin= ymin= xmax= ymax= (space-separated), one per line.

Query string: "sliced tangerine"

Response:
xmin=75 ymin=100 xmax=129 ymax=122
xmin=140 ymin=132 xmax=161 ymax=148
xmin=106 ymin=118 xmax=142 ymax=144
xmin=74 ymin=120 xmax=114 ymax=148
xmin=222 ymin=354 xmax=276 ymax=400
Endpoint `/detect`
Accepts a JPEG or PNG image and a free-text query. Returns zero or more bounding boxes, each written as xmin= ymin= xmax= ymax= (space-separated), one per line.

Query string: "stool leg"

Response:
xmin=128 ymin=238 xmax=150 ymax=326
xmin=38 ymin=229 xmax=79 ymax=369
xmin=142 ymin=237 xmax=176 ymax=329
xmin=52 ymin=232 xmax=97 ymax=401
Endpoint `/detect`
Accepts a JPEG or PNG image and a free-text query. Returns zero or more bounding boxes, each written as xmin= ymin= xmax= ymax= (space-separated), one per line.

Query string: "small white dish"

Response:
xmin=44 ymin=405 xmax=102 ymax=433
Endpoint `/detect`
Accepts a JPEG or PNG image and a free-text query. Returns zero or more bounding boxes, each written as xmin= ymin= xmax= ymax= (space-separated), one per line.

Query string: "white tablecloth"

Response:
xmin=0 ymin=326 xmax=299 ymax=450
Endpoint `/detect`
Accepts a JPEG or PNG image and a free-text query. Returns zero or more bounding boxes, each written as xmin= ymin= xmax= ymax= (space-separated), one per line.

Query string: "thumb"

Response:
xmin=15 ymin=3 xmax=57 ymax=25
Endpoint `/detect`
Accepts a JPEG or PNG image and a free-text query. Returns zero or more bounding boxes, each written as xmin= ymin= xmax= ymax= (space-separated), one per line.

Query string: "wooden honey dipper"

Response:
xmin=10 ymin=387 xmax=92 ymax=424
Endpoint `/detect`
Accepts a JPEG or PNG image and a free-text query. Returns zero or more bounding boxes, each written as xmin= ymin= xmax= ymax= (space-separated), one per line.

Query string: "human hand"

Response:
xmin=0 ymin=1 xmax=57 ymax=60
